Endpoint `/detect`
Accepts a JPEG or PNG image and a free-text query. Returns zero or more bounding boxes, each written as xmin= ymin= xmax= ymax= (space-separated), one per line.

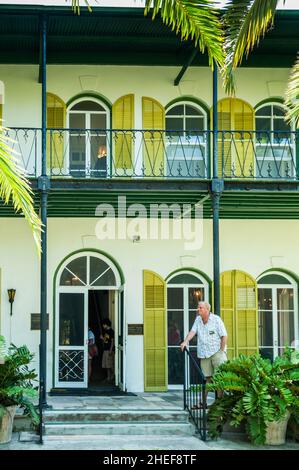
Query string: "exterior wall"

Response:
xmin=0 ymin=64 xmax=291 ymax=128
xmin=0 ymin=217 xmax=298 ymax=391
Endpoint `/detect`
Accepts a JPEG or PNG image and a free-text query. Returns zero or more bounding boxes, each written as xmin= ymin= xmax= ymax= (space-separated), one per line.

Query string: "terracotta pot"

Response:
xmin=265 ymin=411 xmax=290 ymax=445
xmin=0 ymin=405 xmax=17 ymax=444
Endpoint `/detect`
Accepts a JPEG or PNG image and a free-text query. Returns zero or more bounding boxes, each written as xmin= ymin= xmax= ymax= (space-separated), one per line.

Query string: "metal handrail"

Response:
xmin=183 ymin=347 xmax=207 ymax=441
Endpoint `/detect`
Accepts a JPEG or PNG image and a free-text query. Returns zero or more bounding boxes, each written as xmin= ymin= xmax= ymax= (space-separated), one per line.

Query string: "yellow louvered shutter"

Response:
xmin=216 ymin=99 xmax=254 ymax=178
xmin=46 ymin=93 xmax=66 ymax=173
xmin=220 ymin=270 xmax=258 ymax=359
xmin=142 ymin=97 xmax=165 ymax=176
xmin=235 ymin=271 xmax=258 ymax=356
xmin=220 ymin=271 xmax=235 ymax=360
xmin=112 ymin=94 xmax=134 ymax=172
xmin=143 ymin=270 xmax=167 ymax=391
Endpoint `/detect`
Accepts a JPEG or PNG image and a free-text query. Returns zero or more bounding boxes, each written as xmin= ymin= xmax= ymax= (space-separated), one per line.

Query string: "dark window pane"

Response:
xmin=90 ymin=256 xmax=116 ymax=286
xmin=188 ymin=287 xmax=204 ymax=309
xmin=277 ymin=288 xmax=294 ymax=310
xmin=166 ymin=105 xmax=184 ymax=116
xmin=185 ymin=105 xmax=203 ymax=116
xmin=168 ymin=347 xmax=184 ymax=384
xmin=186 ymin=117 xmax=204 ymax=132
xmin=168 ymin=274 xmax=203 ymax=284
xmin=60 ymin=256 xmax=87 ymax=286
xmin=278 ymin=311 xmax=294 ymax=347
xmin=167 ymin=288 xmax=183 ymax=309
xmin=273 ymin=118 xmax=291 ymax=133
xmin=273 ymin=106 xmax=285 ymax=117
xmin=71 ymin=100 xmax=105 ymax=111
xmin=258 ymin=288 xmax=272 ymax=310
xmin=59 ymin=293 xmax=85 ymax=346
xmin=258 ymin=274 xmax=291 ymax=285
xmin=166 ymin=117 xmax=184 ymax=132
xmin=259 ymin=348 xmax=274 ymax=362
xmin=91 ymin=113 xmax=106 ymax=129
xmin=256 ymin=106 xmax=271 ymax=116
xmin=69 ymin=113 xmax=85 ymax=129
xmin=189 ymin=311 xmax=198 ymax=346
xmin=167 ymin=311 xmax=183 ymax=345
xmin=256 ymin=117 xmax=271 ymax=132
xmin=258 ymin=310 xmax=273 ymax=346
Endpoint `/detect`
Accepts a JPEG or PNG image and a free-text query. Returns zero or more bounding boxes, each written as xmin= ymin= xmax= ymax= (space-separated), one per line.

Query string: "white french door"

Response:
xmin=115 ymin=286 xmax=126 ymax=390
xmin=55 ymin=289 xmax=88 ymax=388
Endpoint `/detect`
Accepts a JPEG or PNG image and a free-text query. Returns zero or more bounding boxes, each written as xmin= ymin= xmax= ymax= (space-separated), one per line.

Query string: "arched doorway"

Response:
xmin=166 ymin=270 xmax=210 ymax=386
xmin=54 ymin=251 xmax=125 ymax=390
xmin=257 ymin=270 xmax=298 ymax=361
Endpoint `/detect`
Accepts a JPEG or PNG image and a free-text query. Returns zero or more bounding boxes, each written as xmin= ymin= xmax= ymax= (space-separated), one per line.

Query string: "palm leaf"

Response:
xmin=223 ymin=0 xmax=283 ymax=94
xmin=0 ymin=126 xmax=42 ymax=253
xmin=70 ymin=0 xmax=92 ymax=14
xmin=285 ymin=55 xmax=299 ymax=127
xmin=145 ymin=1 xmax=224 ymax=68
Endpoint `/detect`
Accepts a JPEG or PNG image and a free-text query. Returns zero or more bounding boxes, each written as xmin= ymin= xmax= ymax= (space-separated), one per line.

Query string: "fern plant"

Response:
xmin=207 ymin=350 xmax=299 ymax=445
xmin=0 ymin=341 xmax=39 ymax=426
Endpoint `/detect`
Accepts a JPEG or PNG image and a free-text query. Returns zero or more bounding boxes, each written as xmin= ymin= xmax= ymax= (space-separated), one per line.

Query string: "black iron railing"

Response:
xmin=4 ymin=127 xmax=299 ymax=180
xmin=183 ymin=347 xmax=207 ymax=440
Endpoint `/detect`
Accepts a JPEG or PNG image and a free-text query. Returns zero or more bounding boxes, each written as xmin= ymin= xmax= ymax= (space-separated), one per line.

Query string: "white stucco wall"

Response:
xmin=0 ymin=217 xmax=298 ymax=391
xmin=0 ymin=64 xmax=291 ymax=129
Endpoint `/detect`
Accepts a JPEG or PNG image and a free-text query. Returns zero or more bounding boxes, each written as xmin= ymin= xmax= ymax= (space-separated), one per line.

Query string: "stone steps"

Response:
xmin=43 ymin=408 xmax=194 ymax=437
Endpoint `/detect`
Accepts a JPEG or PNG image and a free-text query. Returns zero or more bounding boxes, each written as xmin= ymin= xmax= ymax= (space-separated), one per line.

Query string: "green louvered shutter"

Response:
xmin=142 ymin=97 xmax=165 ymax=176
xmin=235 ymin=270 xmax=258 ymax=356
xmin=112 ymin=94 xmax=134 ymax=172
xmin=143 ymin=270 xmax=167 ymax=391
xmin=46 ymin=93 xmax=66 ymax=173
xmin=216 ymin=99 xmax=254 ymax=178
xmin=220 ymin=270 xmax=258 ymax=359
xmin=220 ymin=271 xmax=235 ymax=360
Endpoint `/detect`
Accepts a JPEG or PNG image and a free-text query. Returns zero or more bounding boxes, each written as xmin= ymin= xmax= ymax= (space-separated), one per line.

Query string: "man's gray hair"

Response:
xmin=198 ymin=301 xmax=211 ymax=311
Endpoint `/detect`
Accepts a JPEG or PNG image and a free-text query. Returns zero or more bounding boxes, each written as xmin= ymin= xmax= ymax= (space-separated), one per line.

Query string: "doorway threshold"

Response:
xmin=49 ymin=387 xmax=136 ymax=397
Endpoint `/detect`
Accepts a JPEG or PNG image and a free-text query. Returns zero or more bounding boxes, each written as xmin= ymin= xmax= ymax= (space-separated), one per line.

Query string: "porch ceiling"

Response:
xmin=0 ymin=6 xmax=297 ymax=67
xmin=1 ymin=181 xmax=299 ymax=219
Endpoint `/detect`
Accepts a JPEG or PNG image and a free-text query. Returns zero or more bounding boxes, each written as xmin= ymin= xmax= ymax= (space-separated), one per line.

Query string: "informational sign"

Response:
xmin=31 ymin=314 xmax=49 ymax=330
xmin=128 ymin=324 xmax=144 ymax=335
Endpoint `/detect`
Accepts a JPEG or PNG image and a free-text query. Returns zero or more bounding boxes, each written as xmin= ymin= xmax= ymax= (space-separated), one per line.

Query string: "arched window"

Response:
xmin=257 ymin=271 xmax=298 ymax=361
xmin=67 ymin=98 xmax=110 ymax=177
xmin=166 ymin=270 xmax=209 ymax=386
xmin=165 ymin=101 xmax=208 ymax=177
xmin=255 ymin=103 xmax=295 ymax=178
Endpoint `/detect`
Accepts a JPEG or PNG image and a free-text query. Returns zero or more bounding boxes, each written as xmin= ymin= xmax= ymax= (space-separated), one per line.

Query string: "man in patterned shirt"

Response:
xmin=180 ymin=301 xmax=227 ymax=408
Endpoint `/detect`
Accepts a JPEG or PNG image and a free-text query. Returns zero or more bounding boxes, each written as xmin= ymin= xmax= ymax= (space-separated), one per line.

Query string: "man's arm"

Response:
xmin=180 ymin=330 xmax=196 ymax=352
xmin=220 ymin=336 xmax=227 ymax=352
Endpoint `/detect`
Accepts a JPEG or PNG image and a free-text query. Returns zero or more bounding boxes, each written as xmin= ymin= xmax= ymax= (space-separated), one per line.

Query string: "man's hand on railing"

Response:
xmin=180 ymin=341 xmax=188 ymax=352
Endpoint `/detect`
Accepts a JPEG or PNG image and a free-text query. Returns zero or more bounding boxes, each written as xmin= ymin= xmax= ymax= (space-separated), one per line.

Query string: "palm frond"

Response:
xmin=223 ymin=0 xmax=282 ymax=94
xmin=285 ymin=55 xmax=299 ymax=127
xmin=0 ymin=126 xmax=42 ymax=253
xmin=70 ymin=0 xmax=92 ymax=14
xmin=145 ymin=1 xmax=224 ymax=68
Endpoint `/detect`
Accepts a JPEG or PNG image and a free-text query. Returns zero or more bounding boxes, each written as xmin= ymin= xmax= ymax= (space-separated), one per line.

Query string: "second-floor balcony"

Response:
xmin=5 ymin=128 xmax=299 ymax=181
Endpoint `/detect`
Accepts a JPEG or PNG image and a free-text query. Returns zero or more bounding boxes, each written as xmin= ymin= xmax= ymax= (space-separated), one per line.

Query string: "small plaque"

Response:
xmin=128 ymin=324 xmax=143 ymax=335
xmin=31 ymin=314 xmax=49 ymax=330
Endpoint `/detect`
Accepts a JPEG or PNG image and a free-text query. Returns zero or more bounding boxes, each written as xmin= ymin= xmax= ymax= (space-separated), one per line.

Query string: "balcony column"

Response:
xmin=38 ymin=14 xmax=50 ymax=407
xmin=211 ymin=63 xmax=223 ymax=316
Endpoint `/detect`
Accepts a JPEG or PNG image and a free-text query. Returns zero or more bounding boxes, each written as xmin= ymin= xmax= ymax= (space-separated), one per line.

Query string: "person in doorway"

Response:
xmin=180 ymin=301 xmax=228 ymax=409
xmin=100 ymin=318 xmax=115 ymax=383
xmin=88 ymin=327 xmax=98 ymax=382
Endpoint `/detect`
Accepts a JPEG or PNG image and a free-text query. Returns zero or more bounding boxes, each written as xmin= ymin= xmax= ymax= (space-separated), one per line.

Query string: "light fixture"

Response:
xmin=97 ymin=145 xmax=107 ymax=158
xmin=7 ymin=289 xmax=16 ymax=316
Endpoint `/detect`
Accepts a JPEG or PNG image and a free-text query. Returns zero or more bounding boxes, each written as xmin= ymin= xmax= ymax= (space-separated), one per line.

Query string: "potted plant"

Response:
xmin=207 ymin=350 xmax=299 ymax=445
xmin=0 ymin=336 xmax=39 ymax=444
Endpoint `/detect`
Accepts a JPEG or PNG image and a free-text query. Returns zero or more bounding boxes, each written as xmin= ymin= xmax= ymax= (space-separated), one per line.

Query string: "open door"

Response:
xmin=56 ymin=291 xmax=88 ymax=388
xmin=116 ymin=286 xmax=126 ymax=390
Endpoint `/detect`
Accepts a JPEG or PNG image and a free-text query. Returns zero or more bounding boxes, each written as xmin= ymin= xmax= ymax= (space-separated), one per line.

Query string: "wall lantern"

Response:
xmin=7 ymin=289 xmax=16 ymax=316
